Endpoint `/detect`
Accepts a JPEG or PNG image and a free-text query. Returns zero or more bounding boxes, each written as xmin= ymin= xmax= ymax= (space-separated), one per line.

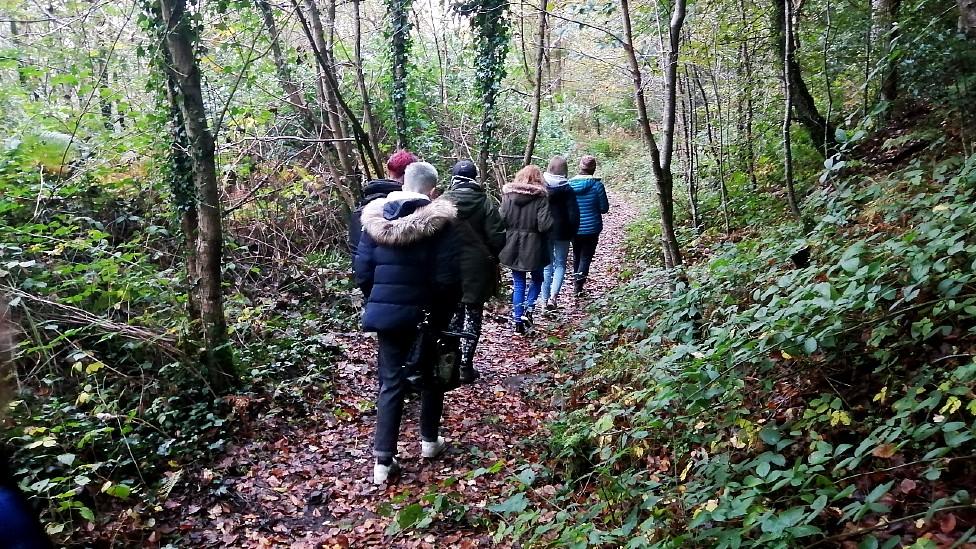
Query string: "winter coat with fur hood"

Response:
xmin=353 ymin=191 xmax=461 ymax=332
xmin=498 ymin=182 xmax=553 ymax=272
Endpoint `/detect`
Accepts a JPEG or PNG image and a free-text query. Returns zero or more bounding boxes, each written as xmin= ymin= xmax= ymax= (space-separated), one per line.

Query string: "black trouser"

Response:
xmin=374 ymin=329 xmax=444 ymax=460
xmin=572 ymin=233 xmax=600 ymax=281
xmin=450 ymin=302 xmax=484 ymax=368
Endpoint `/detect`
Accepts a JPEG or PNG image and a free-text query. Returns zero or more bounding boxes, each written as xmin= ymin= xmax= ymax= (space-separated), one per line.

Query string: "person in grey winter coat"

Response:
xmin=441 ymin=160 xmax=506 ymax=383
xmin=540 ymin=156 xmax=579 ymax=309
xmin=498 ymin=165 xmax=553 ymax=333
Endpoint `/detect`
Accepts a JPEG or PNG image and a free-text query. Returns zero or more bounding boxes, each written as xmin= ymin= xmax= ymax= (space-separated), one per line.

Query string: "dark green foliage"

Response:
xmin=497 ymin=150 xmax=976 ymax=546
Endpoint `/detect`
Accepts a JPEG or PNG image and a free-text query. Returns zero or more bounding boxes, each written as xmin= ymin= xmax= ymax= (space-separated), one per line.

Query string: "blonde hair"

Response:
xmin=513 ymin=165 xmax=545 ymax=188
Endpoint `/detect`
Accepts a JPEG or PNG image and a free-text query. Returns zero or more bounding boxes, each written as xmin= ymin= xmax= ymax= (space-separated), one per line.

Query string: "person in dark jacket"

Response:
xmin=540 ymin=156 xmax=580 ymax=310
xmin=353 ymin=162 xmax=461 ymax=485
xmin=499 ymin=165 xmax=553 ymax=334
xmin=347 ymin=149 xmax=418 ymax=256
xmin=441 ymin=160 xmax=506 ymax=383
xmin=569 ymin=155 xmax=610 ymax=297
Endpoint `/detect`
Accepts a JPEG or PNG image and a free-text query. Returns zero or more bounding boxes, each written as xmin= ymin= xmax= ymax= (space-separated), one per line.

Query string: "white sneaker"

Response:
xmin=421 ymin=437 xmax=446 ymax=459
xmin=372 ymin=459 xmax=400 ymax=485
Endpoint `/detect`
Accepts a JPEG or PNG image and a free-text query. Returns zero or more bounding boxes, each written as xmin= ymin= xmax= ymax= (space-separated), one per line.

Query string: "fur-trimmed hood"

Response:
xmin=503 ymin=181 xmax=547 ymax=196
xmin=361 ymin=193 xmax=457 ymax=246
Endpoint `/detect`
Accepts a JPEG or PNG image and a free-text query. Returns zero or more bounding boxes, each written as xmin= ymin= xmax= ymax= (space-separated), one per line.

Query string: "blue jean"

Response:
xmin=512 ymin=270 xmax=544 ymax=321
xmin=542 ymin=240 xmax=571 ymax=302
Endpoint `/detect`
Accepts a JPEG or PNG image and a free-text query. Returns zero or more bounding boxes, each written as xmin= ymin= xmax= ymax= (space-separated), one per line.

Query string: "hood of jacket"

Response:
xmin=570 ymin=175 xmax=602 ymax=192
xmin=360 ymin=179 xmax=402 ymax=204
xmin=361 ymin=191 xmax=457 ymax=246
xmin=443 ymin=181 xmax=490 ymax=219
xmin=543 ymin=172 xmax=569 ymax=188
xmin=503 ymin=181 xmax=547 ymax=205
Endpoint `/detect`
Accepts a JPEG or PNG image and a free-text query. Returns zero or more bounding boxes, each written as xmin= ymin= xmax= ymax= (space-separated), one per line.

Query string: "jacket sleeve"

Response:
xmin=537 ymin=199 xmax=553 ymax=233
xmin=483 ymin=198 xmax=507 ymax=255
xmin=598 ymin=181 xmax=610 ymax=214
xmin=347 ymin=208 xmax=363 ymax=256
xmin=352 ymin=232 xmax=377 ymax=298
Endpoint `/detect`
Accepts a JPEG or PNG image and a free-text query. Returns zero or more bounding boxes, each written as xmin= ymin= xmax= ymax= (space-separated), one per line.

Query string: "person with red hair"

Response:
xmin=347 ymin=150 xmax=419 ymax=256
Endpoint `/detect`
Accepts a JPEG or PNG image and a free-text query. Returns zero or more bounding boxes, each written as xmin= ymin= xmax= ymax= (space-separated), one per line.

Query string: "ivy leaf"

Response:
xmin=489 ymin=492 xmax=529 ymax=514
xmin=396 ymin=503 xmax=426 ymax=529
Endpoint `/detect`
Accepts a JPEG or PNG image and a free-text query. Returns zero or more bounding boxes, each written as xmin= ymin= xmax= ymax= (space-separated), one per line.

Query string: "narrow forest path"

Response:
xmin=165 ymin=194 xmax=639 ymax=548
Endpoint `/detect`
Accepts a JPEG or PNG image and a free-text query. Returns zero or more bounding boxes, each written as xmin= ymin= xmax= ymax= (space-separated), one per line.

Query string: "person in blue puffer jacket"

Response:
xmin=569 ymin=155 xmax=610 ymax=297
xmin=353 ymin=162 xmax=461 ymax=485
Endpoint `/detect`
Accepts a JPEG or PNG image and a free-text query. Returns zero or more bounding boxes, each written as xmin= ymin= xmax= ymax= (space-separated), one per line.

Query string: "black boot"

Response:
xmin=574 ymin=276 xmax=585 ymax=297
xmin=460 ymin=365 xmax=480 ymax=384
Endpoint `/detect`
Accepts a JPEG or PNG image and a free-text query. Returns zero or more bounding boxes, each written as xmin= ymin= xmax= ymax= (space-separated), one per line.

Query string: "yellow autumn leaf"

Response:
xmin=873 ymin=387 xmax=888 ymax=403
xmin=781 ymin=351 xmax=794 ymax=359
xmin=829 ymin=410 xmax=852 ymax=426
xmin=940 ymin=396 xmax=962 ymax=415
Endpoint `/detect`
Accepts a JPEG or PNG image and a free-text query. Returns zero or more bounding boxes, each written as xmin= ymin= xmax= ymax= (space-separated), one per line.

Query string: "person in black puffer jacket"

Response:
xmin=353 ymin=162 xmax=461 ymax=485
xmin=347 ymin=149 xmax=418 ymax=256
xmin=540 ymin=155 xmax=579 ymax=310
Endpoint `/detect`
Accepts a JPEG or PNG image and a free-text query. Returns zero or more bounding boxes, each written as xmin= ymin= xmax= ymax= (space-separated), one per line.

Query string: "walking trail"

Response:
xmin=164 ymin=194 xmax=639 ymax=547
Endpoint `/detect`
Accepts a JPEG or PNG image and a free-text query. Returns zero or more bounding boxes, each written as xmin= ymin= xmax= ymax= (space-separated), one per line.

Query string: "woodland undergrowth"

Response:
xmin=490 ymin=123 xmax=976 ymax=547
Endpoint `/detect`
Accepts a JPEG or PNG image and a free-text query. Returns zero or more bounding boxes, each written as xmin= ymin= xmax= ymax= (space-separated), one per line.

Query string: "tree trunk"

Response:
xmin=523 ymin=0 xmax=547 ymax=166
xmin=772 ymin=0 xmax=837 ymax=157
xmin=159 ymin=0 xmax=235 ymax=393
xmin=304 ymin=0 xmax=358 ymax=185
xmin=353 ymin=0 xmax=384 ymax=169
xmin=291 ymin=0 xmax=382 ymax=179
xmin=737 ymin=0 xmax=758 ymax=189
xmin=782 ymin=0 xmax=802 ymax=218
xmin=876 ymin=0 xmax=902 ymax=102
xmin=679 ymin=72 xmax=701 ymax=233
xmin=162 ymin=48 xmax=200 ymax=324
xmin=389 ymin=0 xmax=412 ymax=149
xmin=961 ymin=0 xmax=976 ymax=37
xmin=620 ymin=0 xmax=683 ymax=267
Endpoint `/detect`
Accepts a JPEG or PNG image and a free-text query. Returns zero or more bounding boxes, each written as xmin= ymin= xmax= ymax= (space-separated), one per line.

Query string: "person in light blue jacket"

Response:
xmin=569 ymin=155 xmax=609 ymax=297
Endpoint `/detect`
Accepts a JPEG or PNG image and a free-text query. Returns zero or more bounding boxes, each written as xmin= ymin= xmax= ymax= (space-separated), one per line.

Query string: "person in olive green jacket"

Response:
xmin=441 ymin=160 xmax=506 ymax=382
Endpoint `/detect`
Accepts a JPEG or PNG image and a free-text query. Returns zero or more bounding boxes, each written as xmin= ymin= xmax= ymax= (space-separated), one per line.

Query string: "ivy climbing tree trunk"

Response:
xmin=158 ymin=0 xmax=236 ymax=393
xmin=162 ymin=49 xmax=200 ymax=324
xmin=523 ymin=0 xmax=547 ymax=166
xmin=620 ymin=0 xmax=683 ymax=267
xmin=389 ymin=0 xmax=413 ymax=149
xmin=458 ymin=0 xmax=510 ymax=186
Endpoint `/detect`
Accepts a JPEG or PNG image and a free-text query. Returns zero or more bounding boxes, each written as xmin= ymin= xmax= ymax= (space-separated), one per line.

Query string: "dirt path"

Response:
xmin=164 ymin=195 xmax=639 ymax=548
